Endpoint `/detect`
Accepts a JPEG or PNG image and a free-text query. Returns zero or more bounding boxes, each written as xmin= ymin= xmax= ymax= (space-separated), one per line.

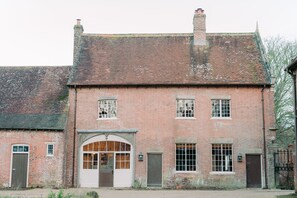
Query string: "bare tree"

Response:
xmin=265 ymin=37 xmax=297 ymax=146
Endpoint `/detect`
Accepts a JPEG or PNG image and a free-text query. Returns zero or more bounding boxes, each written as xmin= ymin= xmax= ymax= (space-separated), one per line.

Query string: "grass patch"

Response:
xmin=47 ymin=189 xmax=99 ymax=198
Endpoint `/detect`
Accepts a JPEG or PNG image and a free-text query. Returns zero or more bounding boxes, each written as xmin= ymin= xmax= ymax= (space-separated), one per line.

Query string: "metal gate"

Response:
xmin=274 ymin=149 xmax=294 ymax=189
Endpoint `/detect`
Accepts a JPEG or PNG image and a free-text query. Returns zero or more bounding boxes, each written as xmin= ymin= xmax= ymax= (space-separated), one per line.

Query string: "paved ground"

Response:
xmin=0 ymin=188 xmax=294 ymax=198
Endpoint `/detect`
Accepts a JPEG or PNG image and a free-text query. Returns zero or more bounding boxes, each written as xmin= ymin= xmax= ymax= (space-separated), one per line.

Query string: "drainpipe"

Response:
xmin=72 ymin=85 xmax=78 ymax=187
xmin=262 ymin=86 xmax=268 ymax=189
xmin=287 ymin=69 xmax=297 ymax=193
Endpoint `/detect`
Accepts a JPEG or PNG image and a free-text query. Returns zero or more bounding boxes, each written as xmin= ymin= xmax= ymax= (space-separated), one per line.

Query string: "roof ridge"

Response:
xmin=81 ymin=32 xmax=255 ymax=38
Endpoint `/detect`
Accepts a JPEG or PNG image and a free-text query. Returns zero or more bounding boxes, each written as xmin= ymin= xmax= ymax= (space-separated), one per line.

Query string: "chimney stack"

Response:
xmin=193 ymin=8 xmax=206 ymax=46
xmin=73 ymin=19 xmax=84 ymax=64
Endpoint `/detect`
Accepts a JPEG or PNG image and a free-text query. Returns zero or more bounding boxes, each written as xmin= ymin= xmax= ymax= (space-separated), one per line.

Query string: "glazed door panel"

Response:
xmin=99 ymin=153 xmax=114 ymax=187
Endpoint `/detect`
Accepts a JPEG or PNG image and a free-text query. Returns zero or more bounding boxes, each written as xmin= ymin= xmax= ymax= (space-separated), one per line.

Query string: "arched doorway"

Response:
xmin=79 ymin=135 xmax=133 ymax=187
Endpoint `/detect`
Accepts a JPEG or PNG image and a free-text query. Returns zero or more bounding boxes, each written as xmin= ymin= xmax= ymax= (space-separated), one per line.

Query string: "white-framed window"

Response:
xmin=211 ymin=99 xmax=230 ymax=118
xmin=83 ymin=153 xmax=98 ymax=169
xmin=176 ymin=99 xmax=195 ymax=118
xmin=212 ymin=144 xmax=232 ymax=172
xmin=176 ymin=143 xmax=196 ymax=171
xmin=98 ymin=99 xmax=117 ymax=119
xmin=12 ymin=145 xmax=29 ymax=153
xmin=47 ymin=144 xmax=54 ymax=156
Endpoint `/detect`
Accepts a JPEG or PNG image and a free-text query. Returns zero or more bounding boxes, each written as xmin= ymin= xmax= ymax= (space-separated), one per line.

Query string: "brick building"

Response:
xmin=0 ymin=66 xmax=70 ymax=188
xmin=0 ymin=8 xmax=275 ymax=189
xmin=66 ymin=8 xmax=275 ymax=188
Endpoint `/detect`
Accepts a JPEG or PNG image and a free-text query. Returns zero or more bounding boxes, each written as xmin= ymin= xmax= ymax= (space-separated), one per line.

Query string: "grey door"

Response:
xmin=147 ymin=153 xmax=162 ymax=187
xmin=11 ymin=153 xmax=28 ymax=188
xmin=99 ymin=153 xmax=114 ymax=187
xmin=246 ymin=154 xmax=262 ymax=188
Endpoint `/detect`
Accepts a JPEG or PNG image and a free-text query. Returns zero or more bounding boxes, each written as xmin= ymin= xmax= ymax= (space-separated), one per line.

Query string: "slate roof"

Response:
xmin=69 ymin=32 xmax=270 ymax=86
xmin=0 ymin=66 xmax=71 ymax=130
xmin=286 ymin=57 xmax=297 ymax=72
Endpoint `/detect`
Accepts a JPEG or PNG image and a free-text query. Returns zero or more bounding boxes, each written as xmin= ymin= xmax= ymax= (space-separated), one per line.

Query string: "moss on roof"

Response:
xmin=0 ymin=66 xmax=70 ymax=130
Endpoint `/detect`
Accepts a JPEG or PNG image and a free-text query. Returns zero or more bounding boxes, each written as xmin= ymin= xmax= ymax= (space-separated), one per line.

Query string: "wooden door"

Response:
xmin=11 ymin=153 xmax=28 ymax=188
xmin=99 ymin=153 xmax=114 ymax=187
xmin=246 ymin=154 xmax=261 ymax=188
xmin=147 ymin=153 xmax=162 ymax=187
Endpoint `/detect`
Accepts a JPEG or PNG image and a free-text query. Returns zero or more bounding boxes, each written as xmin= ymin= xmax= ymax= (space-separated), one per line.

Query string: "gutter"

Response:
xmin=67 ymin=83 xmax=272 ymax=89
xmin=72 ymin=85 xmax=78 ymax=187
xmin=261 ymin=86 xmax=268 ymax=189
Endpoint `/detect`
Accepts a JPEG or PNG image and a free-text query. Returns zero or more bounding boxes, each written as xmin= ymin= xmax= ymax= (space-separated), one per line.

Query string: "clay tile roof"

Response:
xmin=68 ymin=33 xmax=270 ymax=86
xmin=0 ymin=66 xmax=71 ymax=130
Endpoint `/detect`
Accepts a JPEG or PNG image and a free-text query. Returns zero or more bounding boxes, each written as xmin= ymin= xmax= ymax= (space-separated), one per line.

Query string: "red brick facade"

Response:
xmin=64 ymin=86 xmax=275 ymax=188
xmin=0 ymin=130 xmax=64 ymax=188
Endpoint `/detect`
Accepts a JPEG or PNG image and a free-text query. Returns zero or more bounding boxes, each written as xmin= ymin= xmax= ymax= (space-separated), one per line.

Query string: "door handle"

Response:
xmin=12 ymin=169 xmax=16 ymax=171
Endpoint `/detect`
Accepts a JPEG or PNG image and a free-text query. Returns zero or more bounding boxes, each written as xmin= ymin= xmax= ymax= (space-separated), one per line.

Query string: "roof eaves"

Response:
xmin=0 ymin=128 xmax=64 ymax=132
xmin=67 ymin=83 xmax=271 ymax=88
xmin=286 ymin=57 xmax=297 ymax=73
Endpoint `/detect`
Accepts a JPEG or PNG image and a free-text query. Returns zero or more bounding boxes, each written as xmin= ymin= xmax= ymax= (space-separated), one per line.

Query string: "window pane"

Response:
xmin=221 ymin=100 xmax=230 ymax=117
xmin=212 ymin=144 xmax=232 ymax=172
xmin=98 ymin=99 xmax=117 ymax=118
xmin=176 ymin=144 xmax=196 ymax=171
xmin=212 ymin=99 xmax=230 ymax=118
xmin=176 ymin=99 xmax=195 ymax=118
xmin=83 ymin=153 xmax=98 ymax=170
xmin=115 ymin=153 xmax=130 ymax=169
xmin=211 ymin=100 xmax=220 ymax=117
xmin=47 ymin=144 xmax=54 ymax=155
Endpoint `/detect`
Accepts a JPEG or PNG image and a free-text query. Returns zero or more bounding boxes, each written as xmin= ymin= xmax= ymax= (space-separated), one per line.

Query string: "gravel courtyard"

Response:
xmin=0 ymin=188 xmax=294 ymax=198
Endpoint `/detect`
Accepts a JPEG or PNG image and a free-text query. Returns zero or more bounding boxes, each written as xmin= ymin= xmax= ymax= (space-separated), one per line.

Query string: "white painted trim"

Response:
xmin=210 ymin=99 xmax=232 ymax=119
xmin=175 ymin=117 xmax=196 ymax=120
xmin=79 ymin=135 xmax=134 ymax=188
xmin=10 ymin=144 xmax=30 ymax=188
xmin=175 ymin=98 xmax=196 ymax=119
xmin=46 ymin=143 xmax=55 ymax=157
xmin=98 ymin=99 xmax=117 ymax=119
xmin=174 ymin=143 xmax=197 ymax=172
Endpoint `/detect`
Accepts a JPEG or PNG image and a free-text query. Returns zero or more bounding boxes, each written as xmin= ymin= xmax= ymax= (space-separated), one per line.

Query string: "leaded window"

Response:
xmin=212 ymin=144 xmax=232 ymax=172
xmin=98 ymin=99 xmax=117 ymax=118
xmin=176 ymin=143 xmax=196 ymax=171
xmin=176 ymin=99 xmax=195 ymax=118
xmin=211 ymin=99 xmax=230 ymax=118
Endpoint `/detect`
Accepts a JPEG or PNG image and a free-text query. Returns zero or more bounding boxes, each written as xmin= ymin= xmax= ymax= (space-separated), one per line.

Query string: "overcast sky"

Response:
xmin=1 ymin=0 xmax=297 ymax=66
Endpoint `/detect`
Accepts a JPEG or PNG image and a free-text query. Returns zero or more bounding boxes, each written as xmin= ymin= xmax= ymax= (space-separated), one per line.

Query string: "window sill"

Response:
xmin=97 ymin=118 xmax=117 ymax=121
xmin=209 ymin=171 xmax=235 ymax=175
xmin=175 ymin=117 xmax=196 ymax=120
xmin=210 ymin=117 xmax=232 ymax=120
xmin=175 ymin=171 xmax=197 ymax=173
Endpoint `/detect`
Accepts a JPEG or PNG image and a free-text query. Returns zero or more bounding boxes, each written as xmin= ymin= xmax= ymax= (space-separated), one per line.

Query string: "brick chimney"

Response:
xmin=193 ymin=8 xmax=206 ymax=46
xmin=73 ymin=19 xmax=84 ymax=64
